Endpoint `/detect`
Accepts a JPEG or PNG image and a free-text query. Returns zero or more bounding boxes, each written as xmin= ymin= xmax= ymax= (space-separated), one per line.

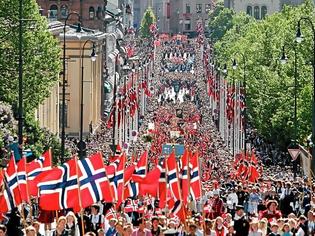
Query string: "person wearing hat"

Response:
xmin=233 ymin=205 xmax=249 ymax=236
xmin=260 ymin=200 xmax=282 ymax=222
xmin=105 ymin=218 xmax=118 ymax=236
xmin=212 ymin=190 xmax=224 ymax=219
xmin=248 ymin=219 xmax=262 ymax=236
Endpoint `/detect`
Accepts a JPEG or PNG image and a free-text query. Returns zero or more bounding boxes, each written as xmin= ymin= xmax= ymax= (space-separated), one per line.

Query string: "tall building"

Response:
xmin=169 ymin=0 xmax=212 ymax=36
xmin=224 ymin=0 xmax=315 ymax=20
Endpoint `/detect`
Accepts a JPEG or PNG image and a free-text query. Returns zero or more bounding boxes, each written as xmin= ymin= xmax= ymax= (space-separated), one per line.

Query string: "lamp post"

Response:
xmin=78 ymin=41 xmax=96 ymax=159
xmin=232 ymin=53 xmax=247 ymax=156
xmin=61 ymin=13 xmax=82 ymax=162
xmin=18 ymin=0 xmax=23 ymax=149
xmin=295 ymin=18 xmax=315 ymax=173
xmin=112 ymin=56 xmax=119 ymax=147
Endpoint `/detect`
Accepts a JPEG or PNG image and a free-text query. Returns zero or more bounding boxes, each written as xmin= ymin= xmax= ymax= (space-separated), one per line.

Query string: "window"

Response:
xmin=60 ymin=5 xmax=68 ymax=19
xmin=184 ymin=20 xmax=191 ymax=31
xmin=261 ymin=6 xmax=267 ymax=19
xmin=97 ymin=6 xmax=102 ymax=19
xmin=89 ymin=7 xmax=95 ymax=19
xmin=48 ymin=5 xmax=58 ymax=19
xmin=205 ymin=4 xmax=211 ymax=13
xmin=246 ymin=6 xmax=252 ymax=16
xmin=254 ymin=6 xmax=260 ymax=19
xmin=196 ymin=4 xmax=202 ymax=13
xmin=186 ymin=4 xmax=191 ymax=14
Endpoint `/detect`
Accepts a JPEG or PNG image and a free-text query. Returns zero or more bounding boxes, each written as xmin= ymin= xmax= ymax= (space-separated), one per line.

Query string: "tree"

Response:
xmin=213 ymin=0 xmax=315 ymax=150
xmin=0 ymin=0 xmax=62 ymax=162
xmin=140 ymin=7 xmax=156 ymax=38
xmin=0 ymin=0 xmax=61 ymax=115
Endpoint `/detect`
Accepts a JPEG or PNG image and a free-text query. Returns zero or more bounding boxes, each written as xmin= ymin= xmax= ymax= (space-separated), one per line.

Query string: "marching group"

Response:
xmin=0 ymin=38 xmax=313 ymax=236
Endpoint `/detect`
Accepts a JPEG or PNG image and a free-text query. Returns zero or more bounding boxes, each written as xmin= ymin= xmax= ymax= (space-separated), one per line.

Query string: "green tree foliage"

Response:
xmin=0 ymin=0 xmax=61 ymax=114
xmin=0 ymin=0 xmax=61 ymax=161
xmin=213 ymin=0 xmax=314 ymax=149
xmin=140 ymin=7 xmax=156 ymax=38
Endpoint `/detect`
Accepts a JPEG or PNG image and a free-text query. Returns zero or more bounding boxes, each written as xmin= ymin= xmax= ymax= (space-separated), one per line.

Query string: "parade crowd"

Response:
xmin=0 ymin=38 xmax=313 ymax=236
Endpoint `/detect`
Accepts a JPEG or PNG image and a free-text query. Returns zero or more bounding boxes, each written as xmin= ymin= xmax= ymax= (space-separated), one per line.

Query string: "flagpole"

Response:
xmin=187 ymin=149 xmax=191 ymax=210
xmin=74 ymin=156 xmax=85 ymax=236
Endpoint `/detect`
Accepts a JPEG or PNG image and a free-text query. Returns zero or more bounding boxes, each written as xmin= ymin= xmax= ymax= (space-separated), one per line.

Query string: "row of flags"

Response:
xmin=0 ymin=147 xmax=202 ymax=222
xmin=106 ymin=66 xmax=152 ymax=129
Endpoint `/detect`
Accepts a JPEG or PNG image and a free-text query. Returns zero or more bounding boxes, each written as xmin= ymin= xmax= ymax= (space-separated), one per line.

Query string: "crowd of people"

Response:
xmin=0 ymin=38 xmax=313 ymax=236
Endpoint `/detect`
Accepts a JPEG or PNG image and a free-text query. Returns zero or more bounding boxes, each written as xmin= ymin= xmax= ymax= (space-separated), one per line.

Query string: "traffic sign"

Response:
xmin=288 ymin=148 xmax=300 ymax=161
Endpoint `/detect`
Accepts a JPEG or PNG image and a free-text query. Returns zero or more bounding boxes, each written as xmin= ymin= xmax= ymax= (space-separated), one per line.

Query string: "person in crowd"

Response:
xmin=89 ymin=204 xmax=106 ymax=234
xmin=131 ymin=217 xmax=152 ymax=236
xmin=282 ymin=223 xmax=293 ymax=236
xmin=248 ymin=219 xmax=262 ymax=236
xmin=213 ymin=217 xmax=228 ymax=236
xmin=212 ymin=191 xmax=224 ymax=219
xmin=260 ymin=200 xmax=282 ymax=222
xmin=204 ymin=219 xmax=215 ymax=236
xmin=25 ymin=226 xmax=36 ymax=236
xmin=106 ymin=218 xmax=118 ymax=236
xmin=65 ymin=211 xmax=80 ymax=236
xmin=0 ymin=225 xmax=6 ymax=236
xmin=151 ymin=216 xmax=161 ymax=236
xmin=258 ymin=219 xmax=268 ymax=236
xmin=234 ymin=205 xmax=249 ymax=236
xmin=52 ymin=216 xmax=68 ymax=236
xmin=268 ymin=223 xmax=280 ymax=236
xmin=32 ymin=221 xmax=43 ymax=236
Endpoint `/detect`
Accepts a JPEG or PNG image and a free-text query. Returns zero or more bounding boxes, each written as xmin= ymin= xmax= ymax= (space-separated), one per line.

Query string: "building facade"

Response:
xmin=224 ymin=0 xmax=315 ymax=20
xmin=47 ymin=22 xmax=106 ymax=137
xmin=37 ymin=0 xmax=107 ymax=30
xmin=169 ymin=0 xmax=211 ymax=36
xmin=35 ymin=83 xmax=59 ymax=135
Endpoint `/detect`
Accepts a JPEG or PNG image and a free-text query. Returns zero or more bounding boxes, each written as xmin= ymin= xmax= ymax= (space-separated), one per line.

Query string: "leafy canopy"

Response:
xmin=212 ymin=0 xmax=315 ymax=149
xmin=140 ymin=7 xmax=156 ymax=38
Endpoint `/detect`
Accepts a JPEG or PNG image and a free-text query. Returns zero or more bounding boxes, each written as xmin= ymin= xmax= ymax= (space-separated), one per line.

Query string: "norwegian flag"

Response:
xmin=124 ymin=181 xmax=139 ymax=199
xmin=77 ymin=153 xmax=114 ymax=208
xmin=181 ymin=149 xmax=191 ymax=204
xmin=27 ymin=149 xmax=52 ymax=196
xmin=4 ymin=154 xmax=22 ymax=207
xmin=132 ymin=151 xmax=148 ymax=182
xmin=124 ymin=199 xmax=143 ymax=213
xmin=109 ymin=153 xmax=125 ymax=202
xmin=190 ymin=152 xmax=201 ymax=200
xmin=166 ymin=152 xmax=182 ymax=202
xmin=105 ymin=207 xmax=118 ymax=220
xmin=36 ymin=159 xmax=80 ymax=211
xmin=170 ymin=200 xmax=186 ymax=223
xmin=0 ymin=169 xmax=15 ymax=214
xmin=138 ymin=165 xmax=161 ymax=197
xmin=158 ymin=160 xmax=167 ymax=208
xmin=16 ymin=157 xmax=29 ymax=203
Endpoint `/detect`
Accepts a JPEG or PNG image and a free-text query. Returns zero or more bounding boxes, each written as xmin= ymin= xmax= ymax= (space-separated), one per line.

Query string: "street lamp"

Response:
xmin=295 ymin=17 xmax=315 ymax=173
xmin=232 ymin=53 xmax=247 ymax=156
xmin=61 ymin=12 xmax=82 ymax=162
xmin=280 ymin=43 xmax=299 ymax=177
xmin=78 ymin=41 xmax=96 ymax=159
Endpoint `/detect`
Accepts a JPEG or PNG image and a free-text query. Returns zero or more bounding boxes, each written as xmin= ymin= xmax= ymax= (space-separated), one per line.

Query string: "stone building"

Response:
xmin=169 ymin=0 xmax=212 ymax=36
xmin=224 ymin=0 xmax=315 ymax=20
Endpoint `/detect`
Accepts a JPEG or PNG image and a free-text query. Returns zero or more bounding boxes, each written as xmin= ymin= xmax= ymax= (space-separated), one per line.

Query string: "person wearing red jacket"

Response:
xmin=259 ymin=200 xmax=282 ymax=222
